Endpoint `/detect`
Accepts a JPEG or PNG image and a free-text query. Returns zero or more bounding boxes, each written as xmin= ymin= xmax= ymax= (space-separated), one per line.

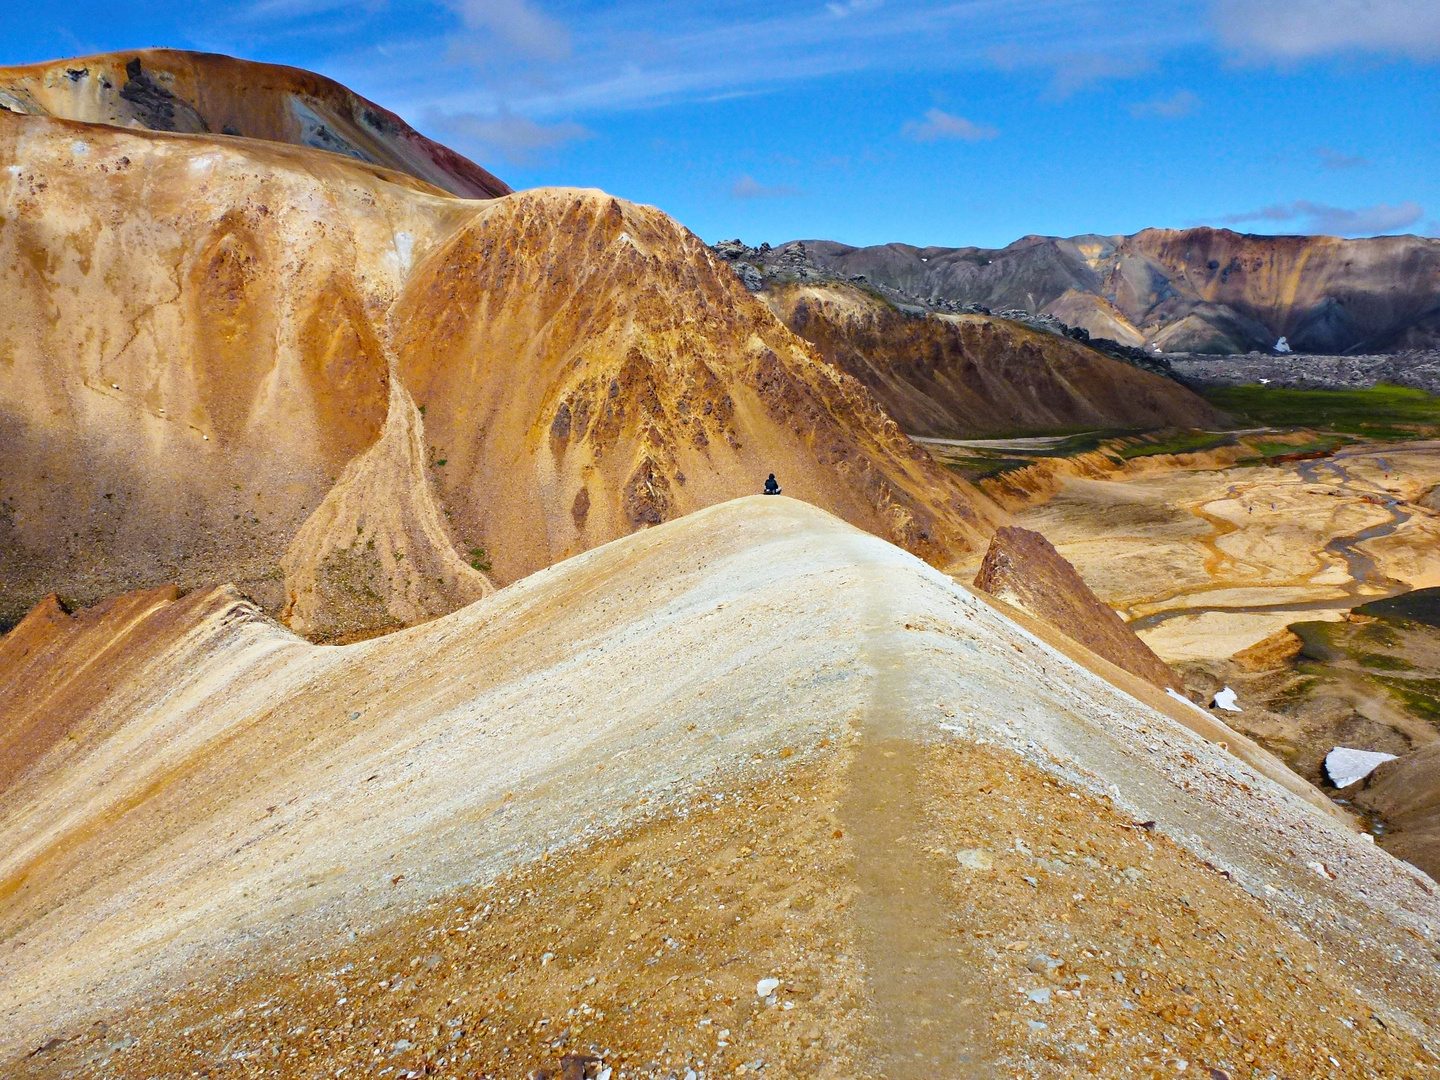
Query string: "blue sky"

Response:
xmin=4 ymin=1 xmax=1439 ymax=248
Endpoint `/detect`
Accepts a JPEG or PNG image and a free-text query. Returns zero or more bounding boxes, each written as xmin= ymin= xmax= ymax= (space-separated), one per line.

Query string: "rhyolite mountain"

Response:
xmin=791 ymin=228 xmax=1440 ymax=355
xmin=0 ymin=49 xmax=509 ymax=198
xmin=762 ymin=280 xmax=1220 ymax=438
xmin=0 ymin=51 xmax=1005 ymax=638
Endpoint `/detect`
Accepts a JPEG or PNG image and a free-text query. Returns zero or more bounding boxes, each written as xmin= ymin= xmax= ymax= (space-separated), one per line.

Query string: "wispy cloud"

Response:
xmin=345 ymin=2 xmax=1217 ymax=124
xmin=244 ymin=0 xmax=388 ymax=17
xmin=730 ymin=175 xmax=801 ymax=200
xmin=1129 ymin=89 xmax=1199 ymax=118
xmin=1214 ymin=0 xmax=1440 ymax=60
xmin=902 ymin=108 xmax=998 ymax=142
xmin=1218 ymin=199 xmax=1424 ymax=236
xmin=226 ymin=0 xmax=1438 ymax=135
xmin=826 ymin=0 xmax=883 ymax=16
xmin=448 ymin=0 xmax=571 ymax=63
xmin=430 ymin=108 xmax=591 ymax=165
xmin=1314 ymin=146 xmax=1368 ymax=170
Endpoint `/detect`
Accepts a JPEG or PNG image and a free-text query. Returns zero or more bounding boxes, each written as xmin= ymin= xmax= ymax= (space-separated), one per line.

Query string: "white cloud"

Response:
xmin=1214 ymin=0 xmax=1440 ymax=60
xmin=369 ymin=2 xmax=1213 ymax=123
xmin=730 ymin=175 xmax=801 ymax=200
xmin=1129 ymin=89 xmax=1199 ymax=118
xmin=902 ymin=108 xmax=998 ymax=142
xmin=450 ymin=0 xmax=571 ymax=63
xmin=432 ymin=109 xmax=590 ymax=164
xmin=1219 ymin=199 xmax=1424 ymax=236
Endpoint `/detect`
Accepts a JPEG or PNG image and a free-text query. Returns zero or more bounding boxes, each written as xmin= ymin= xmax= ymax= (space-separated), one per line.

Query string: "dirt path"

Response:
xmin=839 ymin=562 xmax=996 ymax=1078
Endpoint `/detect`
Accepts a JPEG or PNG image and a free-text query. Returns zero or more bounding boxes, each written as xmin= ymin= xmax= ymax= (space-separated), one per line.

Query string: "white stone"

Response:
xmin=956 ymin=848 xmax=993 ymax=870
xmin=755 ymin=977 xmax=779 ymax=998
xmin=1324 ymin=747 xmax=1398 ymax=789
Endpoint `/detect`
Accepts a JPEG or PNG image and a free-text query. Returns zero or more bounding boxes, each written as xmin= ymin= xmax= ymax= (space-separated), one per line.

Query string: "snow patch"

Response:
xmin=1324 ymin=747 xmax=1397 ymax=789
xmin=1211 ymin=686 xmax=1240 ymax=712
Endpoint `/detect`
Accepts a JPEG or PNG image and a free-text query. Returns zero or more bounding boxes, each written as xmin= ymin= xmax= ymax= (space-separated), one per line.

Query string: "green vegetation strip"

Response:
xmin=1113 ymin=431 xmax=1235 ymax=460
xmin=1370 ymin=676 xmax=1440 ymax=724
xmin=1243 ymin=435 xmax=1348 ymax=459
xmin=943 ymin=455 xmax=1035 ymax=482
xmin=1201 ymin=383 xmax=1440 ymax=438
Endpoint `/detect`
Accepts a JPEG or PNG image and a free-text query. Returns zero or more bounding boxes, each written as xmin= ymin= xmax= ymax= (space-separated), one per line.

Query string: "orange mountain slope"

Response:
xmin=765 ymin=281 xmax=1221 ymax=438
xmin=0 ymin=49 xmax=508 ymax=199
xmin=390 ymin=190 xmax=1002 ymax=587
xmin=0 ymin=109 xmax=1002 ymax=635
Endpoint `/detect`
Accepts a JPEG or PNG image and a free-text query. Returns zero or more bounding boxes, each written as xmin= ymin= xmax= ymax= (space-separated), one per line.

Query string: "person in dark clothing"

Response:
xmin=763 ymin=473 xmax=781 ymax=495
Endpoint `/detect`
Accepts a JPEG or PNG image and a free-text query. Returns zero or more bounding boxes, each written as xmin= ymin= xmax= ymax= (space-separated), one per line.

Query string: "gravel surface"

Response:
xmin=1170 ymin=352 xmax=1440 ymax=394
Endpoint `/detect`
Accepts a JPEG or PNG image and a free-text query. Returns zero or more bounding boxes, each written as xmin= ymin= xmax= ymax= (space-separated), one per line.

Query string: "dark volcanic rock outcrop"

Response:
xmin=973 ymin=526 xmax=1181 ymax=691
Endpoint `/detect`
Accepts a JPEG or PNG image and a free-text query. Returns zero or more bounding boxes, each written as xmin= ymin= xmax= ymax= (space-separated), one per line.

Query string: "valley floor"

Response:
xmin=1002 ymin=441 xmax=1440 ymax=664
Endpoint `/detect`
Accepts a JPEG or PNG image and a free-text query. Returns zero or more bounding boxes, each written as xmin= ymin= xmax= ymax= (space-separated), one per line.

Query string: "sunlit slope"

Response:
xmin=0 ymin=110 xmax=479 ymax=627
xmin=803 ymin=228 xmax=1440 ymax=354
xmin=2 ymin=498 xmax=1436 ymax=1065
xmin=765 ymin=281 xmax=1220 ymax=437
xmin=0 ymin=112 xmax=1002 ymax=632
xmin=0 ymin=49 xmax=509 ymax=199
xmin=390 ymin=188 xmax=1004 ymax=583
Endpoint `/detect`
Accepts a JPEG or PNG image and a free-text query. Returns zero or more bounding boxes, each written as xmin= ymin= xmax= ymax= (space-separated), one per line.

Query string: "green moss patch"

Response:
xmin=1356 ymin=652 xmax=1414 ymax=671
xmin=1112 ymin=430 xmax=1235 ymax=460
xmin=1370 ymin=676 xmax=1440 ymax=725
xmin=1201 ymin=383 xmax=1440 ymax=439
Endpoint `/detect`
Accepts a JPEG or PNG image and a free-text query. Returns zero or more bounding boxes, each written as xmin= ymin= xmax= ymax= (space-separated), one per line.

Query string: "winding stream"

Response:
xmin=1126 ymin=449 xmax=1414 ymax=633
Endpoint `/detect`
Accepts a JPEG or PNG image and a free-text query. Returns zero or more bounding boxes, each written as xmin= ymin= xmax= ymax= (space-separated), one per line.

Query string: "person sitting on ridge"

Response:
xmin=763 ymin=473 xmax=781 ymax=495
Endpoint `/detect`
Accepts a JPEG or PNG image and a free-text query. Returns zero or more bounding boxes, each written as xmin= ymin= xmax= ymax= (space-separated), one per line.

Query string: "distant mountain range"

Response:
xmin=791 ymin=228 xmax=1440 ymax=356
